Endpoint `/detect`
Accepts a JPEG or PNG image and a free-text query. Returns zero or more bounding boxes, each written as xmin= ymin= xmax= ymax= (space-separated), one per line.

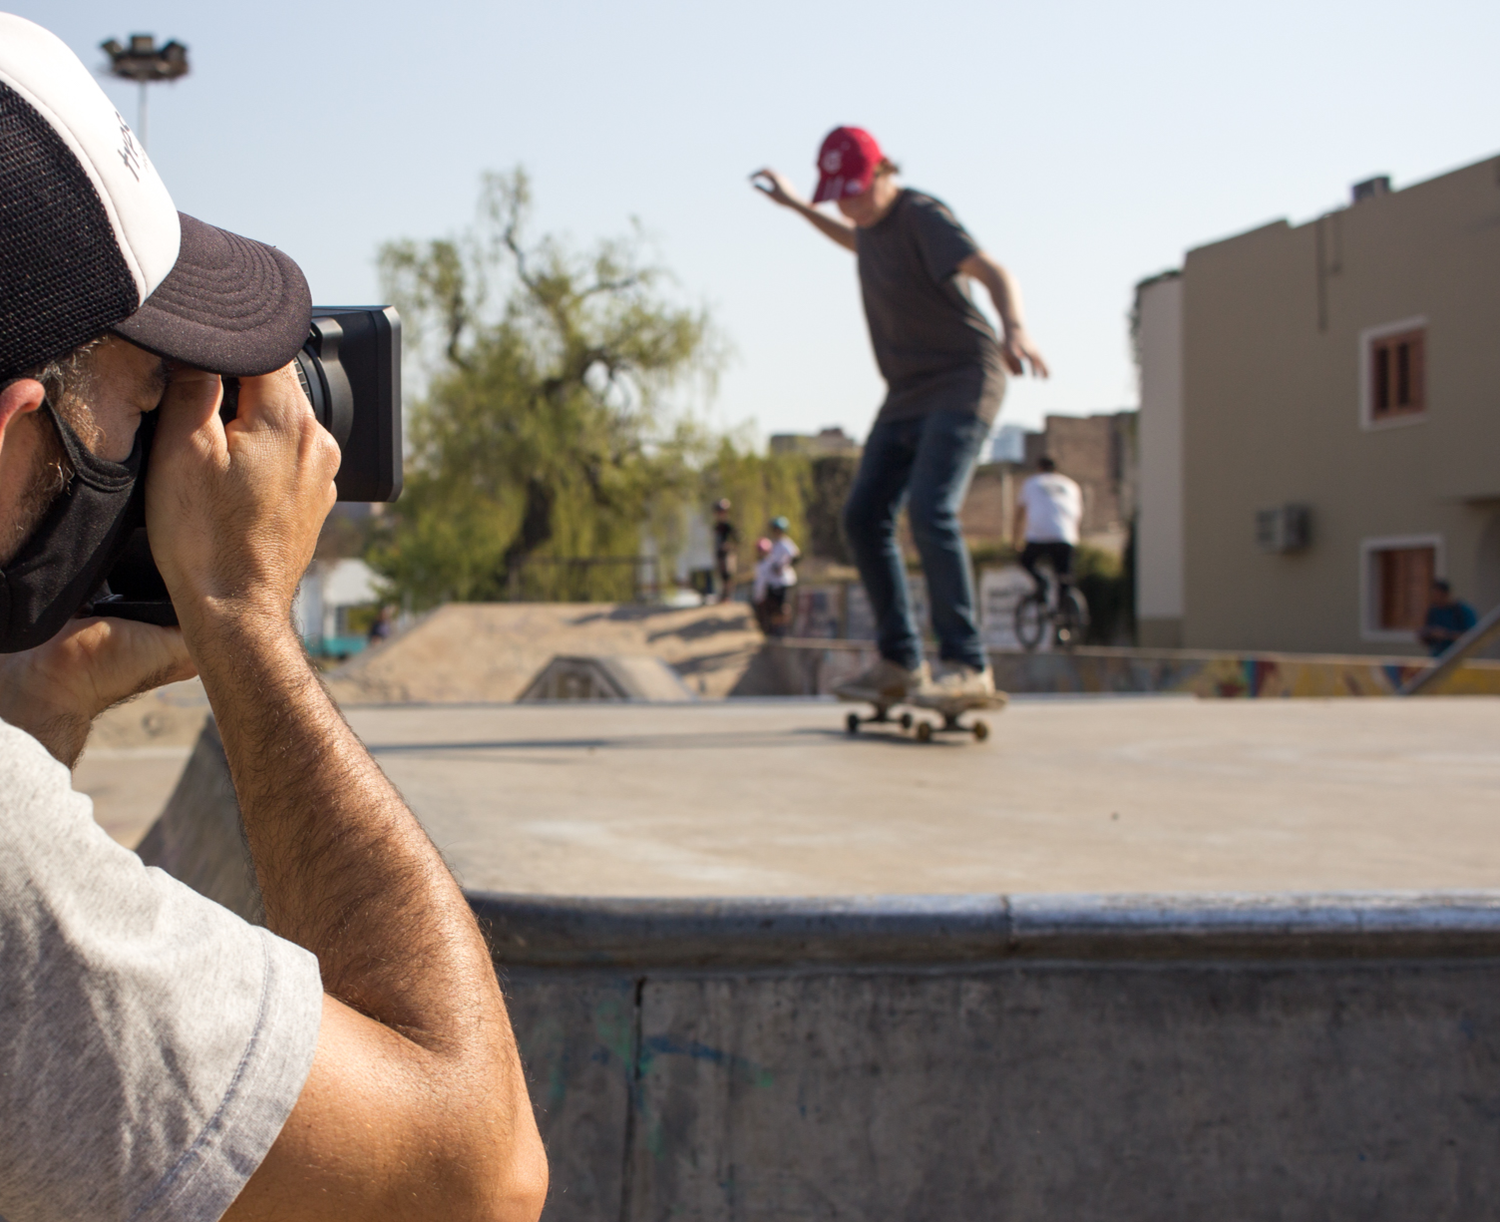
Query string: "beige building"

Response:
xmin=1137 ymin=153 xmax=1500 ymax=654
xmin=768 ymin=427 xmax=862 ymax=458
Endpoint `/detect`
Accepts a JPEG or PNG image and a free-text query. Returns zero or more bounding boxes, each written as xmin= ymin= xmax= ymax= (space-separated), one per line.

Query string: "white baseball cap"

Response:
xmin=0 ymin=13 xmax=310 ymax=377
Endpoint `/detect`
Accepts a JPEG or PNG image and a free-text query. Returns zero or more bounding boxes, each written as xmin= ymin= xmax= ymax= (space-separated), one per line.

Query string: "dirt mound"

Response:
xmin=323 ymin=602 xmax=764 ymax=704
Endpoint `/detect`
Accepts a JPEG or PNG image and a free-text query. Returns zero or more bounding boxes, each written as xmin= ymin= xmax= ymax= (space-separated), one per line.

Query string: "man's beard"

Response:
xmin=0 ymin=409 xmax=71 ymax=567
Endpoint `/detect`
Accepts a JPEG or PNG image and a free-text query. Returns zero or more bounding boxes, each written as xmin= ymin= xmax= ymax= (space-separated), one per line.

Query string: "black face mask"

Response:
xmin=0 ymin=400 xmax=147 ymax=653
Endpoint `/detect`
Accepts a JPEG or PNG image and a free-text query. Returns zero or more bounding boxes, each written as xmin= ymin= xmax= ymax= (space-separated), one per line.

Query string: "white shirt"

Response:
xmin=767 ymin=537 xmax=800 ymax=587
xmin=1019 ymin=473 xmax=1083 ymax=545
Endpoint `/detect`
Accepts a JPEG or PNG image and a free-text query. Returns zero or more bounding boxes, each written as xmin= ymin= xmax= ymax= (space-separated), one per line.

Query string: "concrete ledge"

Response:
xmin=737 ymin=638 xmax=1500 ymax=697
xmin=473 ymin=893 xmax=1010 ymax=967
xmin=1008 ymin=890 xmax=1500 ymax=959
xmin=474 ymin=890 xmax=1500 ymax=968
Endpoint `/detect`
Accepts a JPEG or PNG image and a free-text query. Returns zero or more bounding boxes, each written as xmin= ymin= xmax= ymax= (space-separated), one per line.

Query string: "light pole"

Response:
xmin=99 ymin=34 xmax=189 ymax=151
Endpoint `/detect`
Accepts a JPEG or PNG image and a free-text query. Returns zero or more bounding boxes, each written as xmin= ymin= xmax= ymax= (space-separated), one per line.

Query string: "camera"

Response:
xmin=93 ymin=306 xmax=403 ymax=626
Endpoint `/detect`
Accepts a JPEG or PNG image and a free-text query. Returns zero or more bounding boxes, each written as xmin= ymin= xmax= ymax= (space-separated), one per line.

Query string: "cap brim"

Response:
xmin=811 ymin=174 xmax=843 ymax=204
xmin=110 ymin=213 xmax=311 ymax=377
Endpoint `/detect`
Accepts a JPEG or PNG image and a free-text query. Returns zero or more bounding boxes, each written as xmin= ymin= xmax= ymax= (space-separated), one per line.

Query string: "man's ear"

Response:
xmin=0 ymin=378 xmax=46 ymax=448
xmin=0 ymin=379 xmax=46 ymax=470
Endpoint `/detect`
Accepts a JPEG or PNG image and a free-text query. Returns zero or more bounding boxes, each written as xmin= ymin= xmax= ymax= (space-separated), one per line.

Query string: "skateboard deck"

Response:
xmin=838 ymin=690 xmax=1008 ymax=742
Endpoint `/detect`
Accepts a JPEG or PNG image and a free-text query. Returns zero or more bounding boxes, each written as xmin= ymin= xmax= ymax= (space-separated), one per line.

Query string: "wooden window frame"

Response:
xmin=1360 ymin=534 xmax=1444 ymax=642
xmin=1359 ymin=317 xmax=1428 ymax=430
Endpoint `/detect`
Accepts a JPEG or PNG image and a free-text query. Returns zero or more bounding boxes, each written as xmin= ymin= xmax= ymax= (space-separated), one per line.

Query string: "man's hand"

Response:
xmin=1001 ymin=324 xmax=1050 ymax=379
xmin=750 ymin=167 xmax=805 ymax=209
xmin=146 ymin=364 xmax=339 ymax=638
xmin=751 ymin=168 xmax=858 ymax=251
xmin=957 ymin=253 xmax=1050 ymax=379
xmin=0 ymin=617 xmax=195 ymax=766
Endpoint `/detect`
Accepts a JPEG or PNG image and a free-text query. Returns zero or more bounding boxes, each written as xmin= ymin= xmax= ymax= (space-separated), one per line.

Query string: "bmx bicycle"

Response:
xmin=1013 ymin=566 xmax=1089 ymax=652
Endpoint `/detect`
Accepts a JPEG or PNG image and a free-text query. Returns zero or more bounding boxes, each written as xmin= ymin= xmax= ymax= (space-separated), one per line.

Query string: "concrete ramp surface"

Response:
xmin=139 ymin=712 xmax=1500 ymax=1220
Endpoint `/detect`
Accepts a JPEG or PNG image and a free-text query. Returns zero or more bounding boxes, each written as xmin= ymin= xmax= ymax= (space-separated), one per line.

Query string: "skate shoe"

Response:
xmin=916 ymin=661 xmax=997 ymax=704
xmin=833 ymin=658 xmax=927 ymax=705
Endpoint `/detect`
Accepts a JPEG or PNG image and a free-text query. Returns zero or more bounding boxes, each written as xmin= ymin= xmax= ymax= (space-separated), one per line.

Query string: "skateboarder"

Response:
xmin=752 ymin=126 xmax=1048 ymax=709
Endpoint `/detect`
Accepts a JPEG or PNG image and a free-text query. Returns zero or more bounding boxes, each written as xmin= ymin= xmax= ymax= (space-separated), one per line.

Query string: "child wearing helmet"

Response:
xmin=758 ymin=517 xmax=801 ymax=636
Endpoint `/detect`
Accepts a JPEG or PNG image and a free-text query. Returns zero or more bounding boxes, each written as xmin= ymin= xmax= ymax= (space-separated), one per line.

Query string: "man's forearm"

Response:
xmin=192 ymin=613 xmax=499 ymax=1041
xmin=961 ymin=253 xmax=1026 ymax=333
xmin=979 ymin=263 xmax=1023 ymax=333
xmin=792 ymin=200 xmax=858 ymax=251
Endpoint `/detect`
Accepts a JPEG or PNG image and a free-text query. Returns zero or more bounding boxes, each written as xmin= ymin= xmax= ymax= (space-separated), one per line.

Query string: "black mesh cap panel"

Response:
xmin=0 ymin=80 xmax=137 ymax=376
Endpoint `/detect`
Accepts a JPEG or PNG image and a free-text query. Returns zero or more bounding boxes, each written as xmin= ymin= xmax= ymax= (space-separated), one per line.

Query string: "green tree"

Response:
xmin=368 ymin=169 xmax=718 ymax=607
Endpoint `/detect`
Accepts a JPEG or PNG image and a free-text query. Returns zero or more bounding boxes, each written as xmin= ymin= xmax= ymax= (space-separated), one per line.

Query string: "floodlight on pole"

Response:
xmin=99 ymin=34 xmax=189 ymax=151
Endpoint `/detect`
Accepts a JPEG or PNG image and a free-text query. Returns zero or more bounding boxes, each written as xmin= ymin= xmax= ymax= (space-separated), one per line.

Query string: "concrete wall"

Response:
xmin=1136 ymin=273 xmax=1185 ymax=647
xmin=481 ymin=892 xmax=1500 ymax=1222
xmin=1179 ymin=155 xmax=1500 ymax=655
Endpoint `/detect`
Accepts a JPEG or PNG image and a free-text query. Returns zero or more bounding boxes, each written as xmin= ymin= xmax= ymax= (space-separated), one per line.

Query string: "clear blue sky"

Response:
xmin=18 ymin=1 xmax=1500 ymax=443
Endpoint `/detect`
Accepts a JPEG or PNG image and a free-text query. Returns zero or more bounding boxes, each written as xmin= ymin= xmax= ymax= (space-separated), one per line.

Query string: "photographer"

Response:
xmin=0 ymin=17 xmax=545 ymax=1222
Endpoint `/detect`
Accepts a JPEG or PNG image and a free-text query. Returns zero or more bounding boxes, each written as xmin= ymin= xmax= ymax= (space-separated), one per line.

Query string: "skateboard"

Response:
xmin=839 ymin=691 xmax=1008 ymax=743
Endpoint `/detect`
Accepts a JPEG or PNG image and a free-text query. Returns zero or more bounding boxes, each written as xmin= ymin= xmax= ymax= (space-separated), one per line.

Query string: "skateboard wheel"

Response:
xmin=973 ymin=720 xmax=989 ymax=742
xmin=846 ymin=711 xmax=860 ymax=734
xmin=915 ymin=722 xmax=933 ymax=743
xmin=900 ymin=711 xmax=914 ymax=731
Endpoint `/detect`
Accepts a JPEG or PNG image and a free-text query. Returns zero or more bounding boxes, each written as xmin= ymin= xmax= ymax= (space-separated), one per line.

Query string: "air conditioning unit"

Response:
xmin=1255 ymin=504 xmax=1311 ymax=554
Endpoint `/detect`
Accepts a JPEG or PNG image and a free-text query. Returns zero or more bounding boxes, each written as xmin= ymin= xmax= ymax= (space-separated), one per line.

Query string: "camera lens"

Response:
xmin=215 ymin=326 xmax=352 ymax=453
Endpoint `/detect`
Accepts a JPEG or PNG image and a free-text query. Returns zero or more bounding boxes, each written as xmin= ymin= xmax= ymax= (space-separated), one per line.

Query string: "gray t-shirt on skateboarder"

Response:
xmin=0 ymin=718 xmax=323 ymax=1222
xmin=855 ymin=189 xmax=1007 ymax=425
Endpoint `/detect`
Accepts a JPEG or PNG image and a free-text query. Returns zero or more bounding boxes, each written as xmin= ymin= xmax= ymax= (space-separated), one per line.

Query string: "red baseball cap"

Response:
xmin=812 ymin=127 xmax=884 ymax=204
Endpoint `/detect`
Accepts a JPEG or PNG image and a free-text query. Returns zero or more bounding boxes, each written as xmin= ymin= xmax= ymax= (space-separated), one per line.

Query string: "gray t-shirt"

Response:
xmin=0 ymin=719 xmax=323 ymax=1222
xmin=855 ymin=189 xmax=1007 ymax=425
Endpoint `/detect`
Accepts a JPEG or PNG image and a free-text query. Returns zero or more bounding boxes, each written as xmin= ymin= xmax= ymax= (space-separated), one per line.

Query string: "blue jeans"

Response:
xmin=842 ymin=409 xmax=991 ymax=671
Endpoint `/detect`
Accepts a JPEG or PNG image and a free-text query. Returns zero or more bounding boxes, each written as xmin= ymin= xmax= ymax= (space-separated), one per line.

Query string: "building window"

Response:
xmin=1362 ymin=535 xmax=1443 ymax=641
xmin=1360 ymin=318 xmax=1427 ymax=429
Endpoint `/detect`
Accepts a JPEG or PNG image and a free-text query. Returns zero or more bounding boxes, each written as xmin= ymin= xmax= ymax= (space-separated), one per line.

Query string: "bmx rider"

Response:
xmin=1014 ymin=454 xmax=1082 ymax=605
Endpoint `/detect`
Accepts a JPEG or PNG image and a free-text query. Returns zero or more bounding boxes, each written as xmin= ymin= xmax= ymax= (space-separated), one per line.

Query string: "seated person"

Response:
xmin=1418 ymin=579 xmax=1477 ymax=657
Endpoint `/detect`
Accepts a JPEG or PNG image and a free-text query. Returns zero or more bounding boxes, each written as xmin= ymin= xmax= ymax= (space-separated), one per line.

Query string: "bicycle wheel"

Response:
xmin=1014 ymin=591 xmax=1048 ymax=652
xmin=1055 ymin=587 xmax=1090 ymax=649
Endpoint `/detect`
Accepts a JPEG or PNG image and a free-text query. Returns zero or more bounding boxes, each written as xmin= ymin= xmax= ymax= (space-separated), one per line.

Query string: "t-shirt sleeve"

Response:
xmin=908 ymin=195 xmax=982 ymax=285
xmin=0 ymin=722 xmax=324 ymax=1222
